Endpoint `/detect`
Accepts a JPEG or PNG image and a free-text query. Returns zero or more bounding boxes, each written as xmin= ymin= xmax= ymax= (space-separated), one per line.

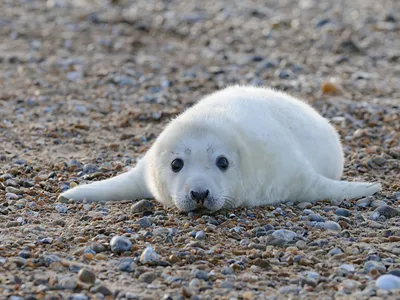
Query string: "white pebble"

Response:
xmin=140 ymin=246 xmax=159 ymax=265
xmin=376 ymin=274 xmax=400 ymax=290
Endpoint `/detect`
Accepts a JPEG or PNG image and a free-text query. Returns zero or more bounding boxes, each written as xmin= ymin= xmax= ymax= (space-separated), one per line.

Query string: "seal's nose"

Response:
xmin=190 ymin=189 xmax=210 ymax=205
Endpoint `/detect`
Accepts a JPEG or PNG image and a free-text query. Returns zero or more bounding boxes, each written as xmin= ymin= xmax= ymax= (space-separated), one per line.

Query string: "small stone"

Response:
xmin=82 ymin=164 xmax=98 ymax=174
xmin=220 ymin=281 xmax=234 ymax=289
xmin=297 ymin=202 xmax=312 ymax=209
xmin=277 ymin=69 xmax=293 ymax=79
xmin=356 ymin=196 xmax=374 ymax=208
xmin=18 ymin=250 xmax=30 ymax=259
xmin=329 ymin=247 xmax=343 ymax=256
xmin=279 ymin=284 xmax=301 ymax=295
xmin=6 ymin=193 xmax=19 ymax=200
xmin=110 ymin=235 xmax=132 ymax=253
xmin=135 ymin=216 xmax=153 ymax=228
xmin=321 ymin=80 xmax=341 ymax=94
xmin=91 ymin=285 xmax=112 ymax=296
xmin=338 ymin=264 xmax=355 ymax=273
xmin=55 ymin=204 xmax=68 ymax=214
xmin=68 ymin=294 xmax=88 ymax=300
xmin=372 ymin=157 xmax=386 ymax=166
xmin=189 ymin=278 xmax=201 ymax=288
xmin=272 ymin=229 xmax=296 ymax=242
xmin=90 ymin=242 xmax=106 ymax=253
xmin=221 ymin=266 xmax=234 ymax=275
xmin=335 ymin=208 xmax=351 ymax=217
xmin=376 ymin=274 xmax=400 ymax=290
xmin=139 ymin=272 xmax=157 ymax=284
xmin=59 ymin=277 xmax=78 ymax=290
xmin=195 ymin=231 xmax=205 ymax=240
xmin=322 ymin=221 xmax=341 ymax=231
xmin=389 ymin=269 xmax=400 ymax=277
xmin=375 ymin=205 xmax=400 ymax=219
xmin=371 ymin=200 xmax=386 ymax=208
xmin=5 ymin=186 xmax=23 ymax=195
xmin=140 ymin=246 xmax=159 ymax=265
xmin=364 ymin=261 xmax=386 ymax=274
xmin=295 ymin=240 xmax=307 ymax=249
xmin=78 ymin=268 xmax=96 ymax=284
xmin=252 ymin=258 xmax=270 ymax=269
xmin=119 ymin=258 xmax=137 ymax=272
xmin=194 ymin=270 xmax=210 ymax=281
xmin=242 ymin=291 xmax=254 ymax=300
xmin=308 ymin=213 xmax=325 ymax=222
xmin=131 ymin=200 xmax=154 ymax=213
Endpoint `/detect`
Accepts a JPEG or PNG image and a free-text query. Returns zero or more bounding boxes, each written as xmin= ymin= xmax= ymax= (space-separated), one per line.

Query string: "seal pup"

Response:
xmin=59 ymin=85 xmax=381 ymax=211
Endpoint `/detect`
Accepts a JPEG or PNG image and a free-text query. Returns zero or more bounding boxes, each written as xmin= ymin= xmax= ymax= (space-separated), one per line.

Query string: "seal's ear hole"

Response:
xmin=216 ymin=156 xmax=229 ymax=171
xmin=171 ymin=158 xmax=184 ymax=172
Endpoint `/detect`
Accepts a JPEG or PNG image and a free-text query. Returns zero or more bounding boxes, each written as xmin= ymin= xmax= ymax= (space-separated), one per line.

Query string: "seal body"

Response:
xmin=59 ymin=86 xmax=381 ymax=211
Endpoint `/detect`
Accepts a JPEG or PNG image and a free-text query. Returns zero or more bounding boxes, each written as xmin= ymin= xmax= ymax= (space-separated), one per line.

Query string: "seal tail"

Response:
xmin=58 ymin=160 xmax=152 ymax=202
xmin=303 ymin=174 xmax=382 ymax=202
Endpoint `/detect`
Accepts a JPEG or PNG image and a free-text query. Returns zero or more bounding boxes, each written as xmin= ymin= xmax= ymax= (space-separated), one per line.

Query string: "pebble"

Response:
xmin=335 ymin=208 xmax=351 ymax=217
xmin=139 ymin=272 xmax=157 ymax=283
xmin=55 ymin=204 xmax=68 ymax=214
xmin=297 ymin=202 xmax=312 ymax=209
xmin=140 ymin=246 xmax=159 ymax=265
xmin=131 ymin=200 xmax=154 ymax=213
xmin=329 ymin=247 xmax=343 ymax=256
xmin=59 ymin=277 xmax=78 ymax=290
xmin=375 ymin=205 xmax=400 ymax=218
xmin=356 ymin=196 xmax=374 ymax=208
xmin=195 ymin=231 xmax=206 ymax=240
xmin=193 ymin=269 xmax=210 ymax=281
xmin=322 ymin=221 xmax=341 ymax=231
xmin=68 ymin=294 xmax=88 ymax=300
xmin=119 ymin=258 xmax=137 ymax=273
xmin=371 ymin=200 xmax=386 ymax=208
xmin=364 ymin=261 xmax=386 ymax=274
xmin=279 ymin=285 xmax=301 ymax=294
xmin=338 ymin=264 xmax=355 ymax=273
xmin=78 ymin=268 xmax=96 ymax=284
xmin=110 ymin=235 xmax=132 ymax=253
xmin=90 ymin=242 xmax=106 ymax=253
xmin=308 ymin=213 xmax=325 ymax=222
xmin=5 ymin=186 xmax=23 ymax=195
xmin=221 ymin=266 xmax=234 ymax=275
xmin=376 ymin=274 xmax=400 ymax=290
xmin=135 ymin=216 xmax=153 ymax=228
xmin=389 ymin=269 xmax=400 ymax=277
xmin=6 ymin=192 xmax=19 ymax=200
xmin=91 ymin=285 xmax=112 ymax=296
xmin=82 ymin=164 xmax=98 ymax=174
xmin=272 ymin=229 xmax=296 ymax=242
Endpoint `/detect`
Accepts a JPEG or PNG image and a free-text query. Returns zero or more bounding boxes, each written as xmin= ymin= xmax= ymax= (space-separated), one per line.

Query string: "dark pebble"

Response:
xmin=335 ymin=208 xmax=351 ymax=217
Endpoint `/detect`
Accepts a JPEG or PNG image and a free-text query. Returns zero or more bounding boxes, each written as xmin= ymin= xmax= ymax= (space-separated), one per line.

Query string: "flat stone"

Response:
xmin=272 ymin=229 xmax=296 ymax=242
xmin=356 ymin=196 xmax=374 ymax=208
xmin=131 ymin=200 xmax=154 ymax=213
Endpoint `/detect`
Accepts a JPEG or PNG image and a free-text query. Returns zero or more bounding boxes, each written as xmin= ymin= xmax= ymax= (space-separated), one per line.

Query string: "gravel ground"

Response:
xmin=1 ymin=0 xmax=400 ymax=299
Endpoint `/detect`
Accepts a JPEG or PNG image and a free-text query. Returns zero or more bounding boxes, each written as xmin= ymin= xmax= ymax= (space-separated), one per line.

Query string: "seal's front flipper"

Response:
xmin=58 ymin=159 xmax=152 ymax=202
xmin=300 ymin=174 xmax=382 ymax=202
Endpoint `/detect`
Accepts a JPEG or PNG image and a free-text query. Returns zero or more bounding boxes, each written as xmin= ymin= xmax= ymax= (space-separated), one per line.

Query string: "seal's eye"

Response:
xmin=171 ymin=158 xmax=184 ymax=172
xmin=216 ymin=156 xmax=229 ymax=171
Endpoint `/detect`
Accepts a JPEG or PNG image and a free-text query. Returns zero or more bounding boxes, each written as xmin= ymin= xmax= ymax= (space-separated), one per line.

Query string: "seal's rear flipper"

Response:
xmin=301 ymin=174 xmax=382 ymax=202
xmin=58 ymin=160 xmax=152 ymax=202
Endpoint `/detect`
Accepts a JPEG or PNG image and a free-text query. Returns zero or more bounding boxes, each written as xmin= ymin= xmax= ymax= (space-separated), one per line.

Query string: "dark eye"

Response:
xmin=171 ymin=158 xmax=184 ymax=172
xmin=216 ymin=156 xmax=229 ymax=171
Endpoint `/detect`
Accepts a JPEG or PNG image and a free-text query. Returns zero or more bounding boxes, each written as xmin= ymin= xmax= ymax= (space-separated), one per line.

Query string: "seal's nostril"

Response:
xmin=190 ymin=189 xmax=210 ymax=203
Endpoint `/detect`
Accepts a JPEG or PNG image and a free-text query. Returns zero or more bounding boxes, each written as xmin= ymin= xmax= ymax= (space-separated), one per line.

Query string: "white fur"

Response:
xmin=59 ymin=86 xmax=382 ymax=211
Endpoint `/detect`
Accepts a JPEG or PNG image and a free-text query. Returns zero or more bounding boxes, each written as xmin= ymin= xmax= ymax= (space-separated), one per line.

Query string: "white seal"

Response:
xmin=59 ymin=86 xmax=381 ymax=211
